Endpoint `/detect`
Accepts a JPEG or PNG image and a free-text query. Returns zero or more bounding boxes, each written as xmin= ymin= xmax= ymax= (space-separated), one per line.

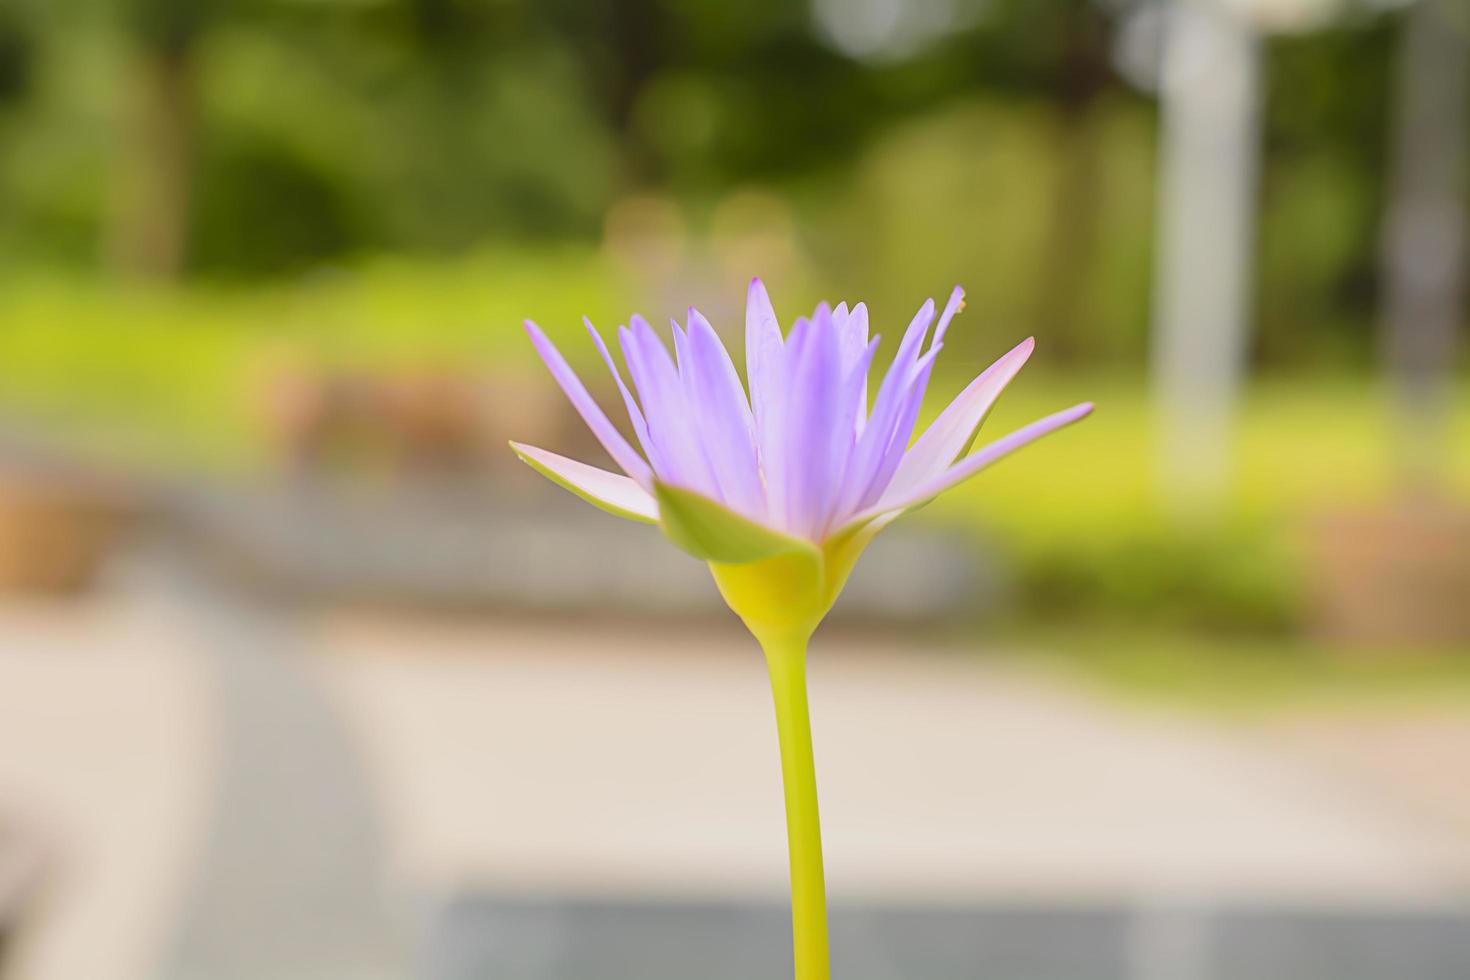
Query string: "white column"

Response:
xmin=1151 ymin=0 xmax=1264 ymax=516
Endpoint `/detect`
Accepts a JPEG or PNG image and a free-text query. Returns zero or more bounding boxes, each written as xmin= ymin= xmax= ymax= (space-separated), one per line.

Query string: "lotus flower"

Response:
xmin=512 ymin=279 xmax=1091 ymax=980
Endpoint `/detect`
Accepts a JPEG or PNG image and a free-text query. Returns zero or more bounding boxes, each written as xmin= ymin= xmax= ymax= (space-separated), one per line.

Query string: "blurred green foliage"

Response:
xmin=0 ymin=0 xmax=1432 ymax=369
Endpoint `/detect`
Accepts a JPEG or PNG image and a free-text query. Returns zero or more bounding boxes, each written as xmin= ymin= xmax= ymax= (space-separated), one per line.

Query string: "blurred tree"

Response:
xmin=1023 ymin=0 xmax=1116 ymax=362
xmin=1256 ymin=15 xmax=1394 ymax=365
xmin=539 ymin=0 xmax=665 ymax=182
xmin=851 ymin=0 xmax=1135 ymax=365
xmin=1380 ymin=0 xmax=1467 ymax=491
xmin=538 ymin=0 xmax=888 ymax=190
xmin=106 ymin=0 xmax=225 ymax=280
xmin=0 ymin=0 xmax=1448 ymax=381
xmin=0 ymin=8 xmax=36 ymax=107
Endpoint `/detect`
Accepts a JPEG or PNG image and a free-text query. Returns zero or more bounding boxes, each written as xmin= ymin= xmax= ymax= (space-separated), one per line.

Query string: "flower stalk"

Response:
xmin=762 ymin=630 xmax=829 ymax=980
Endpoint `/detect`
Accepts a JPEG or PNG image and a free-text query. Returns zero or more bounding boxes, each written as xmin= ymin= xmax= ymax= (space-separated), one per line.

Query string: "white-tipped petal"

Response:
xmin=511 ymin=442 xmax=659 ymax=523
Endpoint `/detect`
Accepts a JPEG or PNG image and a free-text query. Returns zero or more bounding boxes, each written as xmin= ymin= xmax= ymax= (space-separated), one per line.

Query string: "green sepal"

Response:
xmin=654 ymin=481 xmax=817 ymax=563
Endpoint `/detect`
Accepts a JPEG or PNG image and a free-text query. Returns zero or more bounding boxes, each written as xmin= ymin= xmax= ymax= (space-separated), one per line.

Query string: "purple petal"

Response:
xmin=767 ymin=314 xmax=810 ymax=531
xmin=820 ymin=335 xmax=880 ymax=531
xmin=781 ymin=309 xmax=845 ymax=537
xmin=853 ymin=402 xmax=1094 ymax=524
xmin=754 ymin=341 xmax=790 ymax=530
xmin=620 ymin=316 xmax=719 ymax=497
xmin=859 ymin=342 xmax=943 ymax=512
xmin=746 ymin=279 xmax=789 ymax=522
xmin=683 ymin=309 xmax=765 ymax=520
xmin=833 ymin=297 xmax=936 ymax=519
xmin=524 ymin=320 xmax=653 ymax=486
xmin=584 ymin=316 xmax=660 ymax=482
xmin=931 ymin=286 xmax=966 ymax=348
xmin=847 ymin=288 xmax=963 ymax=508
xmin=838 ymin=302 xmax=870 ymax=370
xmin=669 ymin=314 xmax=737 ymax=509
xmin=837 ymin=302 xmax=871 ymax=428
xmin=745 ymin=277 xmax=783 ymax=411
xmin=886 ymin=336 xmax=1034 ymax=498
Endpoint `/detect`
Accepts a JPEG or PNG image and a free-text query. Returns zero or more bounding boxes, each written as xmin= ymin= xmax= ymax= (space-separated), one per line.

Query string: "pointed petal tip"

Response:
xmin=1039 ymin=401 xmax=1094 ymax=427
xmin=932 ymin=288 xmax=967 ymax=345
xmin=508 ymin=438 xmax=540 ymax=471
xmin=1047 ymin=401 xmax=1095 ymax=429
xmin=1003 ymin=336 xmax=1036 ymax=362
xmin=512 ymin=442 xmax=659 ymax=524
xmin=508 ymin=438 xmax=557 ymax=469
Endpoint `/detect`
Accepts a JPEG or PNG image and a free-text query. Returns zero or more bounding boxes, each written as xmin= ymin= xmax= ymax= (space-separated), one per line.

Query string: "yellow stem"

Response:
xmin=762 ymin=631 xmax=830 ymax=980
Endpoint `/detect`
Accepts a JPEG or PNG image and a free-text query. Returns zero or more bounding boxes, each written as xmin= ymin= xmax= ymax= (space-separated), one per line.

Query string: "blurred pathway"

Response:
xmin=2 ymin=594 xmax=1470 ymax=980
xmin=315 ymin=613 xmax=1470 ymax=905
xmin=0 ymin=570 xmax=404 ymax=980
xmin=155 ymin=565 xmax=404 ymax=980
xmin=0 ymin=593 xmax=208 ymax=980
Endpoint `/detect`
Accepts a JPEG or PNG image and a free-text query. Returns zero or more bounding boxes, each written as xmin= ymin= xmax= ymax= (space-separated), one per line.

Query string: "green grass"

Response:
xmin=1000 ymin=625 xmax=1470 ymax=718
xmin=0 ymin=247 xmax=630 ymax=471
xmin=923 ymin=370 xmax=1470 ymax=629
xmin=935 ymin=369 xmax=1470 ymax=534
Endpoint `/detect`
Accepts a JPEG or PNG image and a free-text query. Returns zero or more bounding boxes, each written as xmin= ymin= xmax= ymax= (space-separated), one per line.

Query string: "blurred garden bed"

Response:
xmin=0 ymin=254 xmax=1467 ymax=635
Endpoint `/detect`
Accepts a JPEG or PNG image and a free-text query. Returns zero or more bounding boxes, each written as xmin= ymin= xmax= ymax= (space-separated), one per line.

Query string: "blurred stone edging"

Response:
xmin=171 ymin=480 xmax=998 ymax=626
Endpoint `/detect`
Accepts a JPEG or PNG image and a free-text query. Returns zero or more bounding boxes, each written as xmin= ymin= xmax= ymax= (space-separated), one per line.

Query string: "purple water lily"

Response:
xmin=512 ymin=279 xmax=1092 ymax=546
xmin=512 ymin=278 xmax=1091 ymax=980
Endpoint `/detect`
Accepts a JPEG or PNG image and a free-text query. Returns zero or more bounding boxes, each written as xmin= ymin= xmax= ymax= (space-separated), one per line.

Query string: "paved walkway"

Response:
xmin=317 ymin=613 xmax=1470 ymax=905
xmin=1 ymin=591 xmax=1469 ymax=980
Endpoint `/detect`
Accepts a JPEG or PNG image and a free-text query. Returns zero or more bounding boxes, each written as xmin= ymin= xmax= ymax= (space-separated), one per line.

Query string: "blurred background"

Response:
xmin=0 ymin=0 xmax=1468 ymax=977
